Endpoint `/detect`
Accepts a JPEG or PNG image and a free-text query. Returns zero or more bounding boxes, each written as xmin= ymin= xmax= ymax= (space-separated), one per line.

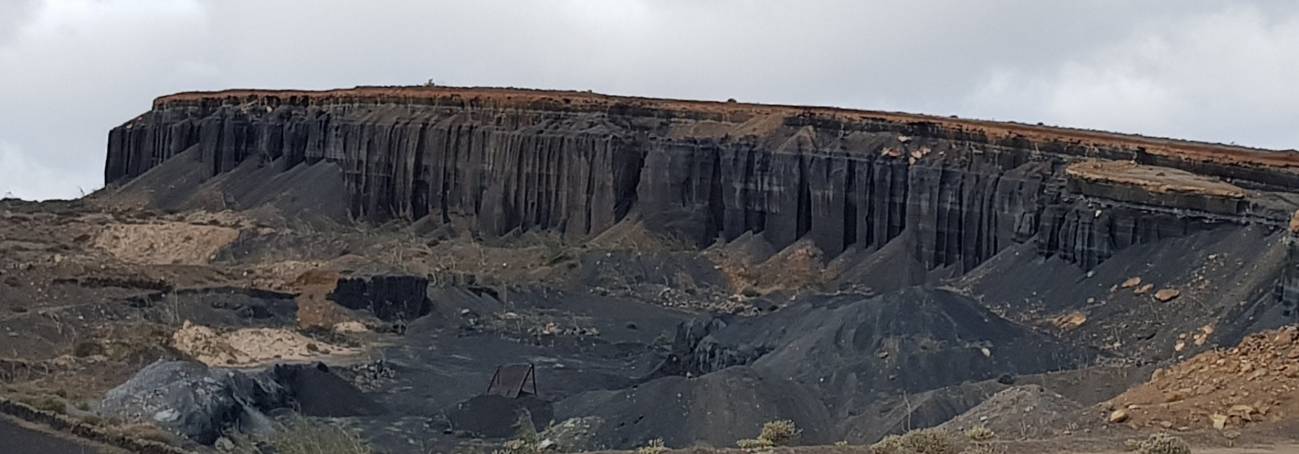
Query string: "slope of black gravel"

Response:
xmin=552 ymin=287 xmax=1097 ymax=448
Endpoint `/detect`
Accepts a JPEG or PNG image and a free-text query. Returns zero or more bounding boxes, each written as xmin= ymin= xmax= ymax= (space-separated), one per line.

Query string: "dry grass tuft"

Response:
xmin=636 ymin=438 xmax=668 ymax=454
xmin=231 ymin=417 xmax=371 ymax=454
xmin=1136 ymin=433 xmax=1191 ymax=454
xmin=737 ymin=419 xmax=801 ymax=449
xmin=870 ymin=428 xmax=963 ymax=454
xmin=964 ymin=424 xmax=996 ymax=442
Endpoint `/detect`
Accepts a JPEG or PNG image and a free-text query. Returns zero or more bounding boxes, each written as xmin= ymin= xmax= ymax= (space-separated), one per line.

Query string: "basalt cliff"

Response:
xmin=105 ymin=86 xmax=1299 ymax=274
xmin=5 ymin=86 xmax=1299 ymax=452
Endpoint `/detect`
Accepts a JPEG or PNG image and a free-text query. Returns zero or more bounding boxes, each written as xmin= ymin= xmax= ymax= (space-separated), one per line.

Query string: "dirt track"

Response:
xmin=0 ymin=416 xmax=118 ymax=454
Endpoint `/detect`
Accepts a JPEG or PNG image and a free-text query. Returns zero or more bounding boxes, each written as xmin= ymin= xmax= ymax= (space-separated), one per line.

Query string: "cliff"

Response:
xmin=104 ymin=86 xmax=1299 ymax=272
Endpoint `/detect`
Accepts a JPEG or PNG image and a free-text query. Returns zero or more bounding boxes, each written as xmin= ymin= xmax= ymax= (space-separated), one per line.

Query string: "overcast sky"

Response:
xmin=2 ymin=0 xmax=1297 ymax=200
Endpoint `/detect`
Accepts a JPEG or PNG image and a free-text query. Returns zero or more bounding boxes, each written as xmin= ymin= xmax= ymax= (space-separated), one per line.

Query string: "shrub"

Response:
xmin=963 ymin=442 xmax=1006 ymax=454
xmin=736 ymin=437 xmax=774 ymax=450
xmin=758 ymin=419 xmax=800 ymax=446
xmin=108 ymin=423 xmax=174 ymax=444
xmin=737 ymin=419 xmax=801 ymax=449
xmin=870 ymin=428 xmax=963 ymax=454
xmin=72 ymin=341 xmax=103 ymax=357
xmin=636 ymin=438 xmax=668 ymax=454
xmin=232 ymin=417 xmax=372 ymax=454
xmin=964 ymin=425 xmax=995 ymax=442
xmin=20 ymin=395 xmax=66 ymax=414
xmin=496 ymin=438 xmax=543 ymax=454
xmin=1137 ymin=433 xmax=1190 ymax=454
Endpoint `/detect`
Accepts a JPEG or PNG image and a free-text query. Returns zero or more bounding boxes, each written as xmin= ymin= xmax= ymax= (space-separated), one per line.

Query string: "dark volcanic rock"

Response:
xmin=447 ymin=395 xmax=553 ymax=438
xmin=331 ymin=275 xmax=432 ymax=321
xmin=94 ymin=87 xmax=1299 ymax=452
xmin=104 ymin=87 xmax=1299 ymax=276
xmin=712 ymin=288 xmax=1094 ymax=400
xmin=645 ymin=316 xmax=768 ymax=379
xmin=556 ymin=287 xmax=1095 ymax=448
xmin=100 ymin=361 xmax=287 ymax=445
xmin=273 ymin=362 xmax=383 ymax=417
xmin=100 ymin=361 xmax=376 ymax=445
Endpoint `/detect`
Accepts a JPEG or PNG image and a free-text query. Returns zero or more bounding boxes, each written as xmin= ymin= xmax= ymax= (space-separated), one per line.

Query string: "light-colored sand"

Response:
xmin=171 ymin=321 xmax=358 ymax=367
xmin=94 ymin=222 xmax=239 ymax=265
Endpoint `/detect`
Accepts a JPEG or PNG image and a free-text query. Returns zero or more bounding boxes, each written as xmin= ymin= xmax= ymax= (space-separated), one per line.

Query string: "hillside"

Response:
xmin=0 ymin=85 xmax=1296 ymax=453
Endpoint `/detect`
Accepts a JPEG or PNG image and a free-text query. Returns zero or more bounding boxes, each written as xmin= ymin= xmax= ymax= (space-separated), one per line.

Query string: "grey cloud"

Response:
xmin=0 ymin=0 xmax=39 ymax=45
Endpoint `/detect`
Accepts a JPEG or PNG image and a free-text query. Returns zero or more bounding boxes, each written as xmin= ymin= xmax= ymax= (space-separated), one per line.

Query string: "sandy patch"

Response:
xmin=171 ymin=321 xmax=358 ymax=367
xmin=94 ymin=222 xmax=239 ymax=265
xmin=292 ymin=269 xmax=358 ymax=330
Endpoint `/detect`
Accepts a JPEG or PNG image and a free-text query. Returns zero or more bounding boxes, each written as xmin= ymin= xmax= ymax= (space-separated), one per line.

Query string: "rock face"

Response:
xmin=330 ymin=275 xmax=432 ymax=322
xmin=100 ymin=361 xmax=375 ymax=445
xmin=100 ymin=361 xmax=287 ymax=445
xmin=1280 ymin=215 xmax=1299 ymax=320
xmin=105 ymin=86 xmax=1299 ymax=273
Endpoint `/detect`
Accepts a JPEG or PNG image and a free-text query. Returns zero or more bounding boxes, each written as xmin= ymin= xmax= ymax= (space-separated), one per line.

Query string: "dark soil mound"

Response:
xmin=557 ymin=287 xmax=1096 ymax=448
xmin=556 ymin=366 xmax=830 ymax=448
xmin=275 ymin=363 xmax=382 ymax=417
xmin=956 ymin=225 xmax=1292 ymax=361
xmin=447 ymin=395 xmax=553 ymax=438
xmin=737 ymin=288 xmax=1094 ymax=399
xmin=100 ymin=147 xmax=350 ymax=225
xmin=843 ymin=379 xmax=1007 ymax=444
xmin=938 ymin=385 xmax=1083 ymax=439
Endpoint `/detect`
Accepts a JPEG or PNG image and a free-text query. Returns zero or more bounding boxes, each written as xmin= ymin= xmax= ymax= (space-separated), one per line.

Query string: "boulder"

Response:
xmin=1154 ymin=288 xmax=1181 ymax=302
xmin=100 ymin=361 xmax=376 ymax=445
xmin=100 ymin=361 xmax=287 ymax=444
xmin=1121 ymin=277 xmax=1142 ymax=289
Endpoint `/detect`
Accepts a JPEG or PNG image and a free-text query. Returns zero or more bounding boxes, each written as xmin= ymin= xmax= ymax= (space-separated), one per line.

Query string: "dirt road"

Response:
xmin=0 ymin=416 xmax=117 ymax=454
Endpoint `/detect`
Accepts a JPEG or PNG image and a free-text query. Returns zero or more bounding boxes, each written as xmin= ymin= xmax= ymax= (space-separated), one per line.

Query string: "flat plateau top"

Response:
xmin=154 ymin=86 xmax=1299 ymax=170
xmin=1066 ymin=160 xmax=1248 ymax=199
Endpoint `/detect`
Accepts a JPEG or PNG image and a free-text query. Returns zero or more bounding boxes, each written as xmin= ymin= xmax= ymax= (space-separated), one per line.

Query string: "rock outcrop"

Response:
xmin=330 ymin=275 xmax=432 ymax=322
xmin=100 ymin=361 xmax=375 ymax=445
xmin=104 ymin=86 xmax=1299 ymax=273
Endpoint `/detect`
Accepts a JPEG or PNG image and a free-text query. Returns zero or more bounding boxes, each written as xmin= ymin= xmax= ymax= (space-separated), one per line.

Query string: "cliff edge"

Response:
xmin=104 ymin=85 xmax=1299 ymax=273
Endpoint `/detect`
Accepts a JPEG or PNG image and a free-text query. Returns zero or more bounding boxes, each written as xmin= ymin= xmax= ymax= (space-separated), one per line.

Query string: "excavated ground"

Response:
xmin=2 ymin=192 xmax=1297 ymax=454
xmin=5 ymin=85 xmax=1299 ymax=453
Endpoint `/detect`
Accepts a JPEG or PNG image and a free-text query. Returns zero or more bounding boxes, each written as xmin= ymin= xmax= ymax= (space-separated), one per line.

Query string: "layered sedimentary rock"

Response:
xmin=105 ymin=86 xmax=1299 ymax=272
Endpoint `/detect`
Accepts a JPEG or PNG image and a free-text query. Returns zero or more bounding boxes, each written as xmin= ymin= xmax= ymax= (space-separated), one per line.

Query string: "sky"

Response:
xmin=1 ymin=0 xmax=1297 ymax=200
